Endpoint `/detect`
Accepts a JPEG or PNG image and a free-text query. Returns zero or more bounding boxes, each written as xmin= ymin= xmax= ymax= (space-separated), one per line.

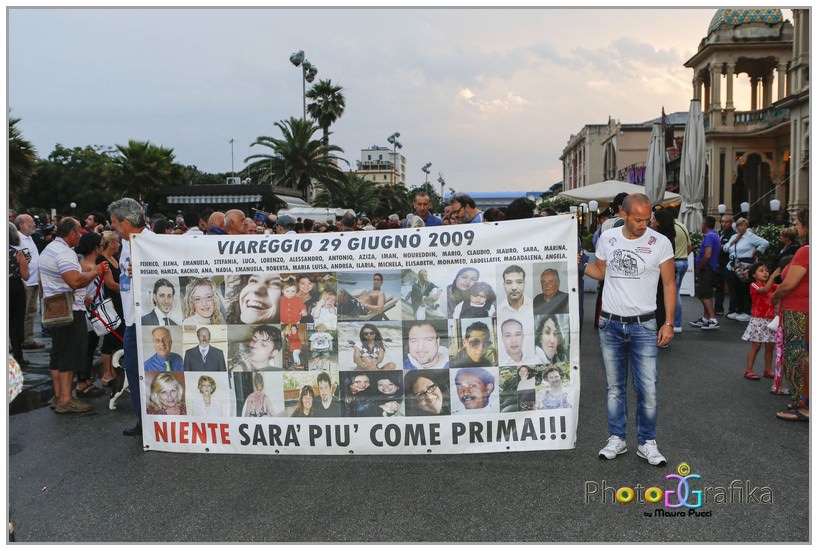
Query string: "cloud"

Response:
xmin=458 ymin=89 xmax=528 ymax=113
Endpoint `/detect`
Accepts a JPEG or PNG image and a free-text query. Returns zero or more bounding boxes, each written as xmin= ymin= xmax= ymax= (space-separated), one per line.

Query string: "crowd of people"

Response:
xmin=7 ymin=188 xmax=809 ymax=445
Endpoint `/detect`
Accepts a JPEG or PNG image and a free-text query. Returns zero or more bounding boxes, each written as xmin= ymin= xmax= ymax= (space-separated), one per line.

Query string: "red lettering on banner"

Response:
xmin=153 ymin=421 xmax=232 ymax=445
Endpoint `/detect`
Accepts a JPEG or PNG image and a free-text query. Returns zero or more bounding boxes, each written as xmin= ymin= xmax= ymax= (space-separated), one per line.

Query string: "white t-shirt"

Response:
xmin=595 ymin=226 xmax=673 ymax=316
xmin=18 ymin=233 xmax=40 ymax=286
xmin=120 ymin=228 xmax=153 ymax=326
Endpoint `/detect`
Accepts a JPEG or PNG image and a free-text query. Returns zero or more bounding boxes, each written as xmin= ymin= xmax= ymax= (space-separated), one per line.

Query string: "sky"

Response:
xmin=7 ymin=6 xmax=790 ymax=194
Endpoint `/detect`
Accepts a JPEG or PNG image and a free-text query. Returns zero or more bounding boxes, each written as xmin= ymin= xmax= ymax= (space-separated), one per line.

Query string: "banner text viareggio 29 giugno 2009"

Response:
xmin=131 ymin=215 xmax=580 ymax=455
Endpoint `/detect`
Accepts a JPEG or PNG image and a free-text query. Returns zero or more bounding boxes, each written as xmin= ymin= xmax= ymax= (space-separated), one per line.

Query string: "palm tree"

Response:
xmin=376 ymin=183 xmax=413 ymax=219
xmin=9 ymin=116 xmax=38 ymax=210
xmin=245 ymin=117 xmax=347 ymax=201
xmin=305 ymin=79 xmax=346 ymax=146
xmin=113 ymin=140 xmax=185 ymax=204
xmin=313 ymin=172 xmax=381 ymax=215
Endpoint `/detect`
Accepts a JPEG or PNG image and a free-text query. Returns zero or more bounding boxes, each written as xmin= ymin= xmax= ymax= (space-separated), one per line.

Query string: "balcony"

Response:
xmin=734 ymin=106 xmax=790 ymax=127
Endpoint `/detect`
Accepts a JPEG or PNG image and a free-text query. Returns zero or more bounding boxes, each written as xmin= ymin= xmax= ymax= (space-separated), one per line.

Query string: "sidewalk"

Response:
xmin=8 ymin=294 xmax=809 ymax=542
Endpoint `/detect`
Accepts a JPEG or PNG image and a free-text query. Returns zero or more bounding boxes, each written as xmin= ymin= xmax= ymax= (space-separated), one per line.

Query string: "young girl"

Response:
xmin=741 ymin=262 xmax=780 ymax=380
xmin=286 ymin=324 xmax=303 ymax=369
xmin=279 ymin=280 xmax=307 ymax=325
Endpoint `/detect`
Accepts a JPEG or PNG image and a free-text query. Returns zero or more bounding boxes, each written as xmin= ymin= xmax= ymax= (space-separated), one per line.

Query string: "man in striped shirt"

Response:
xmin=39 ymin=217 xmax=107 ymax=413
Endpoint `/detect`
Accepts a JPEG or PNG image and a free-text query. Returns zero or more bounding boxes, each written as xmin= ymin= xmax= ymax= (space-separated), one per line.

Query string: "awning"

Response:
xmin=166 ymin=194 xmax=263 ymax=204
xmin=279 ymin=195 xmax=310 ymax=208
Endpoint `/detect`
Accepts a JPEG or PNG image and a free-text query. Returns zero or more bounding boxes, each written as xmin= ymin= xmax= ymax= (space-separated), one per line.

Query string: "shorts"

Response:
xmin=695 ymin=266 xmax=716 ymax=299
xmin=100 ymin=321 xmax=125 ymax=354
xmin=49 ymin=311 xmax=87 ymax=373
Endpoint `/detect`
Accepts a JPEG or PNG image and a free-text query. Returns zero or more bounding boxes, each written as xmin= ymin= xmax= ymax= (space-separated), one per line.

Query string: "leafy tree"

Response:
xmin=244 ymin=117 xmax=347 ymax=201
xmin=313 ymin=172 xmax=381 ymax=215
xmin=376 ymin=183 xmax=412 ymax=219
xmin=305 ymin=79 xmax=346 ymax=146
xmin=184 ymin=165 xmax=227 ymax=186
xmin=9 ymin=116 xmax=38 ymax=210
xmin=20 ymin=144 xmax=119 ymax=214
xmin=113 ymin=139 xmax=187 ymax=207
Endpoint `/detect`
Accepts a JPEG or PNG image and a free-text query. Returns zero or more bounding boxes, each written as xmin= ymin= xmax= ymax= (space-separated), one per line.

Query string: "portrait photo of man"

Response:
xmin=533 ymin=266 xmax=570 ymax=316
xmin=497 ymin=264 xmax=534 ymax=323
xmin=183 ymin=326 xmax=227 ymax=372
xmin=142 ymin=278 xmax=180 ymax=326
xmin=144 ymin=326 xmax=184 ymax=372
xmin=450 ymin=319 xmax=497 ymax=368
xmin=450 ymin=367 xmax=499 ymax=414
xmin=402 ymin=320 xmax=450 ymax=370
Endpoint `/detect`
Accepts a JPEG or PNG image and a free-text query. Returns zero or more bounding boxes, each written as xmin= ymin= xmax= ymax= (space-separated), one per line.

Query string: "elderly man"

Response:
xmin=453 ymin=367 xmax=497 ymax=413
xmin=533 ymin=268 xmax=569 ymax=316
xmin=224 ymin=208 xmax=246 ymax=235
xmin=403 ymin=321 xmax=450 ymax=370
xmin=15 ymin=214 xmax=44 ymax=350
xmin=207 ymin=211 xmax=226 ymax=235
xmin=183 ymin=327 xmax=227 ymax=372
xmin=449 ymin=192 xmax=484 ymax=224
xmin=144 ymin=327 xmax=184 ymax=372
xmin=109 ymin=197 xmax=153 ymax=436
xmin=39 ymin=217 xmax=107 ymax=413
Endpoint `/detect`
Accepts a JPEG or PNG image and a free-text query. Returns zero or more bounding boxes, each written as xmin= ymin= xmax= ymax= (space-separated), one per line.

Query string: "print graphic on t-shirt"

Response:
xmin=608 ymin=249 xmax=644 ymax=278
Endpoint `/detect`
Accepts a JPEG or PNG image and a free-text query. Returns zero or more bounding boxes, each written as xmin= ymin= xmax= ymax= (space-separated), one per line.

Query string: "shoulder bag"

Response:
xmin=42 ymin=291 xmax=75 ymax=328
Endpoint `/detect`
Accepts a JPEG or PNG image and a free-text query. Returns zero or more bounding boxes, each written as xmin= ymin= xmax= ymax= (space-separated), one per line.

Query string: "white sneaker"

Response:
xmin=637 ymin=439 xmax=667 ymax=466
xmin=726 ymin=312 xmax=739 ymax=320
xmin=673 ymin=326 xmax=683 ymax=333
xmin=598 ymin=435 xmax=627 ymax=460
xmin=735 ymin=313 xmax=752 ymax=322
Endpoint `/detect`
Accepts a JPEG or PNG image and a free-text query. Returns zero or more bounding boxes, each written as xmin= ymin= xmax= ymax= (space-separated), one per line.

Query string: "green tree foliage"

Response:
xmin=376 ymin=183 xmax=412 ymax=219
xmin=20 ymin=144 xmax=119 ymax=214
xmin=244 ymin=117 xmax=347 ymax=201
xmin=537 ymin=195 xmax=581 ymax=214
xmin=305 ymin=79 xmax=346 ymax=146
xmin=313 ymin=172 xmax=381 ymax=215
xmin=184 ymin=165 xmax=227 ymax=186
xmin=113 ymin=140 xmax=187 ymax=207
xmin=9 ymin=116 xmax=38 ymax=210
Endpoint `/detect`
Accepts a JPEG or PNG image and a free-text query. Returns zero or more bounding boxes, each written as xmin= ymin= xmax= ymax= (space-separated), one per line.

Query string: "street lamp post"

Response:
xmin=289 ymin=50 xmax=318 ymax=119
xmin=437 ymin=173 xmax=446 ymax=201
xmin=387 ymin=132 xmax=402 ymax=186
xmin=421 ymin=162 xmax=432 ymax=185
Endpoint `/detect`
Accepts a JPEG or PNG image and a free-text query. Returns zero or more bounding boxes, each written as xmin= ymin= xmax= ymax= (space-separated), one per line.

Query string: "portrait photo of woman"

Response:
xmin=224 ymin=273 xmax=281 ymax=325
xmin=182 ymin=277 xmax=225 ymax=326
xmin=145 ymin=372 xmax=187 ymax=415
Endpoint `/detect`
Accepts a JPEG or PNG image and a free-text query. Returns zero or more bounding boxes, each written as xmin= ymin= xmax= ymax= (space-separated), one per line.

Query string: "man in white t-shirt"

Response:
xmin=15 ymin=214 xmax=44 ymax=350
xmin=584 ymin=193 xmax=676 ymax=467
xmin=109 ymin=197 xmax=153 ymax=437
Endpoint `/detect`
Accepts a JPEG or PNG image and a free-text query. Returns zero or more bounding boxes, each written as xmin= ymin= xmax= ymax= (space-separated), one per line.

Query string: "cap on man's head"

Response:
xmin=277 ymin=214 xmax=295 ymax=228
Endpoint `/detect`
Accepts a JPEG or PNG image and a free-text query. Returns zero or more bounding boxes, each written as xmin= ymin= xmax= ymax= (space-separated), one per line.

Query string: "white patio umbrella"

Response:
xmin=679 ymin=99 xmax=706 ymax=232
xmin=644 ymin=122 xmax=666 ymax=207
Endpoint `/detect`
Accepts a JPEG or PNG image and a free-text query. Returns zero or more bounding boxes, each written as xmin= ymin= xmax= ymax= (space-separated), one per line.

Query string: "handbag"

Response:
xmin=732 ymin=258 xmax=752 ymax=283
xmin=86 ymin=276 xmax=122 ymax=337
xmin=42 ymin=292 xmax=75 ymax=328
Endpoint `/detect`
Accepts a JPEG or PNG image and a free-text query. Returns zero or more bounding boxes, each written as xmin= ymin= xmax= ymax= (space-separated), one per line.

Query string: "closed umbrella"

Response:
xmin=644 ymin=122 xmax=666 ymax=206
xmin=679 ymin=99 xmax=706 ymax=232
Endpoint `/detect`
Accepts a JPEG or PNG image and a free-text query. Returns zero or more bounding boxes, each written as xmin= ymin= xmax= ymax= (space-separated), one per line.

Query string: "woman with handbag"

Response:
xmin=96 ymin=230 xmax=124 ymax=388
xmin=8 ymin=222 xmax=31 ymax=366
xmin=723 ymin=217 xmax=769 ymax=322
xmin=76 ymin=232 xmax=105 ymax=397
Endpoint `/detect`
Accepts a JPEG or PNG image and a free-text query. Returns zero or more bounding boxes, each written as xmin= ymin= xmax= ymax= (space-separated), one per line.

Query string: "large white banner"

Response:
xmin=131 ymin=215 xmax=580 ymax=454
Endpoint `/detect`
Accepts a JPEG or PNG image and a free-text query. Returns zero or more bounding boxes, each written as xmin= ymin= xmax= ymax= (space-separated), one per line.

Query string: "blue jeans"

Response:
xmin=123 ymin=324 xmax=141 ymax=423
xmin=599 ymin=317 xmax=659 ymax=444
xmin=673 ymin=259 xmax=688 ymax=327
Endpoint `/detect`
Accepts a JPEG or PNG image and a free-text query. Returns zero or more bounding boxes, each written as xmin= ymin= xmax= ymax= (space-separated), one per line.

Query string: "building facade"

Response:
xmin=355 ymin=145 xmax=406 ymax=187
xmin=684 ymin=8 xmax=807 ymax=222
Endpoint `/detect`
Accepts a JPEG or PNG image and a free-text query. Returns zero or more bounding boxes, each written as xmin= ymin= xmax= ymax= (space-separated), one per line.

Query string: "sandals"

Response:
xmin=776 ymin=410 xmax=809 ymax=422
xmin=743 ymin=370 xmax=761 ymax=380
xmin=762 ymin=371 xmax=774 ymax=379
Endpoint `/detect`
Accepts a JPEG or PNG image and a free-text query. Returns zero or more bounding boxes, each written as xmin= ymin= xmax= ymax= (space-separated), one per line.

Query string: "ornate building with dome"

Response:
xmin=684 ymin=8 xmax=808 ymax=221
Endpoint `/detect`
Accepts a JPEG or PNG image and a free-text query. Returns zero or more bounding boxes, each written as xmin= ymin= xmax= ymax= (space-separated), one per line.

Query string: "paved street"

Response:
xmin=8 ymin=294 xmax=809 ymax=543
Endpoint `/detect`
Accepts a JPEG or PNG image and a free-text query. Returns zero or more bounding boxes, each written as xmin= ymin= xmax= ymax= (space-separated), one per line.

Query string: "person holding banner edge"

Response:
xmin=108 ymin=197 xmax=153 ymax=437
xmin=584 ymin=193 xmax=676 ymax=467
